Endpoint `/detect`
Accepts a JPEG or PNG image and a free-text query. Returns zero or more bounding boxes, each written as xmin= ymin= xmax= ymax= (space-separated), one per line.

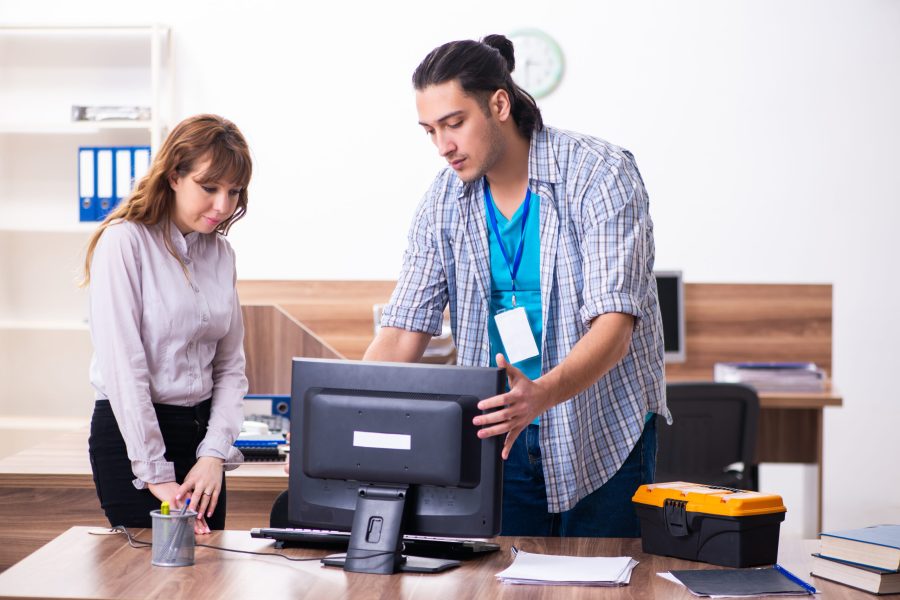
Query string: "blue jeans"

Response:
xmin=501 ymin=417 xmax=656 ymax=537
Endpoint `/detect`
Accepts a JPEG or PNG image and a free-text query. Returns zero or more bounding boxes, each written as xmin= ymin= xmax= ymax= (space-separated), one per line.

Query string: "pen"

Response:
xmin=774 ymin=563 xmax=817 ymax=594
xmin=162 ymin=498 xmax=191 ymax=563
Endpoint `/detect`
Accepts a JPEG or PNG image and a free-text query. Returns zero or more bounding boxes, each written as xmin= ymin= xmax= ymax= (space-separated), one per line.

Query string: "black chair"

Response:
xmin=656 ymin=382 xmax=759 ymax=490
xmin=270 ymin=489 xmax=292 ymax=528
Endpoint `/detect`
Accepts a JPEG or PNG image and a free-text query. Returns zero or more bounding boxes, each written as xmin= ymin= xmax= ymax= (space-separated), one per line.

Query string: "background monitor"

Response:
xmin=655 ymin=270 xmax=686 ymax=363
xmin=289 ymin=358 xmax=505 ymax=574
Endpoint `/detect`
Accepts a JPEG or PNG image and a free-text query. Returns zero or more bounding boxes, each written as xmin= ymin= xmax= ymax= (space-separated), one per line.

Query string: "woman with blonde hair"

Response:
xmin=83 ymin=114 xmax=252 ymax=534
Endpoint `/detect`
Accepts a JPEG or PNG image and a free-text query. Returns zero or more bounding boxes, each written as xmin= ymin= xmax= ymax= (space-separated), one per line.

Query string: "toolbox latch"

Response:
xmin=663 ymin=498 xmax=689 ymax=537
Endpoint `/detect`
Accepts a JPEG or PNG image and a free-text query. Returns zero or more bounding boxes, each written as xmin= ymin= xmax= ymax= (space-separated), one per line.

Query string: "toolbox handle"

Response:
xmin=663 ymin=498 xmax=690 ymax=537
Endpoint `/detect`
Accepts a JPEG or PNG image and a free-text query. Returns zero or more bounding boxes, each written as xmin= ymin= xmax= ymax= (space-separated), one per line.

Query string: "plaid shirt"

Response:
xmin=382 ymin=126 xmax=668 ymax=512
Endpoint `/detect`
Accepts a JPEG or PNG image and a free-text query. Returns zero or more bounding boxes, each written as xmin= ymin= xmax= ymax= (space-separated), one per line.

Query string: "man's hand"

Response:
xmin=472 ymin=354 xmax=557 ymax=460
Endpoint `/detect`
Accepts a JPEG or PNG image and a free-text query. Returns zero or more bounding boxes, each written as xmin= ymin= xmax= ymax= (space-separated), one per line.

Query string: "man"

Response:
xmin=364 ymin=34 xmax=668 ymax=537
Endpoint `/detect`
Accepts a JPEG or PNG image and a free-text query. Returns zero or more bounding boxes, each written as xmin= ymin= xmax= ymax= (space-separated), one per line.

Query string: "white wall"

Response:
xmin=2 ymin=0 xmax=898 ymax=530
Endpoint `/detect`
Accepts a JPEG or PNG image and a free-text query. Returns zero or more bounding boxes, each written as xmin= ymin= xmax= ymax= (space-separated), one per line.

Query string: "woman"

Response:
xmin=83 ymin=114 xmax=252 ymax=534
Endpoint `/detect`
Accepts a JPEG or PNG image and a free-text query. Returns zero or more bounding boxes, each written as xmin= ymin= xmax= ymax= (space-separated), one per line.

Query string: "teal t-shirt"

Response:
xmin=485 ymin=184 xmax=543 ymax=390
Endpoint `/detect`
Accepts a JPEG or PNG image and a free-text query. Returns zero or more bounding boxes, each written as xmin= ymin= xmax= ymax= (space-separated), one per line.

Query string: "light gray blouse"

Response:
xmin=88 ymin=220 xmax=247 ymax=489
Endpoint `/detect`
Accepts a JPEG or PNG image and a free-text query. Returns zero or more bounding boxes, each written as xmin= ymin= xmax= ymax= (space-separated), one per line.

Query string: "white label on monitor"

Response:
xmin=353 ymin=431 xmax=411 ymax=450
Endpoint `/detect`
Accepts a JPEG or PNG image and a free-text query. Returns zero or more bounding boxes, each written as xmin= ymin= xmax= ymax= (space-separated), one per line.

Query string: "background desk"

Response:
xmin=238 ymin=280 xmax=841 ymax=532
xmin=0 ymin=526 xmax=868 ymax=600
xmin=0 ymin=430 xmax=285 ymax=572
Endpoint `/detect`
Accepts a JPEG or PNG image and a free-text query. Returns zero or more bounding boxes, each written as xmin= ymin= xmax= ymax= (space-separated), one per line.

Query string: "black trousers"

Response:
xmin=88 ymin=399 xmax=227 ymax=529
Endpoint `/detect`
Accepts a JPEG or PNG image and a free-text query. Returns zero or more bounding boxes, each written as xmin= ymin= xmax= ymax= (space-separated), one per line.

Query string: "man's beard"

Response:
xmin=460 ymin=120 xmax=505 ymax=184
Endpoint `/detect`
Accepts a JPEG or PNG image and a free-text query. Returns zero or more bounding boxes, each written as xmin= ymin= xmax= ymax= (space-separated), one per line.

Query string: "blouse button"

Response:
xmin=192 ymin=284 xmax=199 ymax=293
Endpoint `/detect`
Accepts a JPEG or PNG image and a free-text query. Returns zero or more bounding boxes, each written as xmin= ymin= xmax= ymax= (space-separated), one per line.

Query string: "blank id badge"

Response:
xmin=494 ymin=306 xmax=539 ymax=364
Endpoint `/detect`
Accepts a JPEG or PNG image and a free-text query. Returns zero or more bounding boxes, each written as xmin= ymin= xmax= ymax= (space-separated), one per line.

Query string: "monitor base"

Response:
xmin=322 ymin=553 xmax=460 ymax=574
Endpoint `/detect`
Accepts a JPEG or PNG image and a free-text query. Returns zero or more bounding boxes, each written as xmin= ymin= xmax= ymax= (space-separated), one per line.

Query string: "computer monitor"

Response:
xmin=655 ymin=270 xmax=686 ymax=363
xmin=288 ymin=358 xmax=505 ymax=574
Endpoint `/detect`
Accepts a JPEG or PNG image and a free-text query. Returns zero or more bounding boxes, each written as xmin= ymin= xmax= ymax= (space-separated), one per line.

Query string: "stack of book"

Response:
xmin=713 ymin=362 xmax=827 ymax=392
xmin=811 ymin=524 xmax=900 ymax=595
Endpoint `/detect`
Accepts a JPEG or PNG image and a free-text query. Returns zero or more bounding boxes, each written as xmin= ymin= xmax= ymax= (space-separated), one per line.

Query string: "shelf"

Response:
xmin=0 ymin=320 xmax=89 ymax=332
xmin=0 ymin=197 xmax=109 ymax=233
xmin=0 ymin=221 xmax=100 ymax=234
xmin=0 ymin=121 xmax=153 ymax=134
xmin=0 ymin=25 xmax=163 ymax=36
xmin=0 ymin=416 xmax=89 ymax=431
xmin=0 ymin=23 xmax=169 ymax=427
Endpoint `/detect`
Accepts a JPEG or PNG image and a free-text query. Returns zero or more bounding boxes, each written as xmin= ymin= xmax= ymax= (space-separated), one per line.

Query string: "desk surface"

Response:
xmin=0 ymin=527 xmax=868 ymax=600
xmin=0 ymin=429 xmax=286 ymax=491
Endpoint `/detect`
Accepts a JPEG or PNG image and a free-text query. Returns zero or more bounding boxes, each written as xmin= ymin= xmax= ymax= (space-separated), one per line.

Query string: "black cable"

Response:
xmin=112 ymin=526 xmax=151 ymax=548
xmin=111 ymin=526 xmax=397 ymax=563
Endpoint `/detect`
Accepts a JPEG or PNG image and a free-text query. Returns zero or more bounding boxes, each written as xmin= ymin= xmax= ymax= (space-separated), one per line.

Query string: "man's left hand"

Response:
xmin=473 ymin=354 xmax=556 ymax=459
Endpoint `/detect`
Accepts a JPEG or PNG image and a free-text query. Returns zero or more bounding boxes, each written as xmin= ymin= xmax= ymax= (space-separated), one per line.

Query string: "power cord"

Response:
xmin=106 ymin=526 xmax=397 ymax=563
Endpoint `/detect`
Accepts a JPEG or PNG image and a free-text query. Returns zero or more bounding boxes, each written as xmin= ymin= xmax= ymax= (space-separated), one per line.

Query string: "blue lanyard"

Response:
xmin=483 ymin=178 xmax=531 ymax=304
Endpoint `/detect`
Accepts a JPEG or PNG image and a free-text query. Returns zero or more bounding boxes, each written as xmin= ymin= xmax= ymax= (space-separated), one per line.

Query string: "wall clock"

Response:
xmin=508 ymin=29 xmax=565 ymax=99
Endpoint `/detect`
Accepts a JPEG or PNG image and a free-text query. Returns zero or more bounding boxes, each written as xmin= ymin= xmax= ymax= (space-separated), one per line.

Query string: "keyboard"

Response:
xmin=234 ymin=434 xmax=287 ymax=462
xmin=250 ymin=527 xmax=500 ymax=559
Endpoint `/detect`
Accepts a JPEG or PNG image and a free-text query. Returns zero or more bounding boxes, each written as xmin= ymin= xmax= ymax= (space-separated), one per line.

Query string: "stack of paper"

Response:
xmin=495 ymin=549 xmax=638 ymax=586
xmin=713 ymin=362 xmax=826 ymax=392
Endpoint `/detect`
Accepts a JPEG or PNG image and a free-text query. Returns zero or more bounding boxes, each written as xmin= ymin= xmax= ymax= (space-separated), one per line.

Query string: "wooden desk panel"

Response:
xmin=237 ymin=280 xmax=396 ymax=360
xmin=665 ymin=283 xmax=832 ymax=380
xmin=0 ymin=527 xmax=868 ymax=600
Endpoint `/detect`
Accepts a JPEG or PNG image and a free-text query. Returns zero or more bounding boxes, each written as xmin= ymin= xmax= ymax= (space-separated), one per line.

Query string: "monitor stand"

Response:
xmin=320 ymin=484 xmax=460 ymax=574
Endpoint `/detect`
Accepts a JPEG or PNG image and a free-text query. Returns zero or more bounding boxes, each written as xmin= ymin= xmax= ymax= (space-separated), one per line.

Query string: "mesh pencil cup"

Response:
xmin=150 ymin=509 xmax=197 ymax=566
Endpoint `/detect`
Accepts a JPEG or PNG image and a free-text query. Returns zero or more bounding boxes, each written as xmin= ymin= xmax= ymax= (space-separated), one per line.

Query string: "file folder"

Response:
xmin=78 ymin=148 xmax=96 ymax=222
xmin=77 ymin=146 xmax=152 ymax=221
xmin=133 ymin=148 xmax=151 ymax=183
xmin=96 ymin=149 xmax=114 ymax=219
xmin=115 ymin=148 xmax=132 ymax=209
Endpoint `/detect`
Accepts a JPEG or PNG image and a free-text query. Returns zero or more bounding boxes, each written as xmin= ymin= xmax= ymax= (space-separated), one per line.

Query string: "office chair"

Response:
xmin=270 ymin=489 xmax=293 ymax=528
xmin=656 ymin=382 xmax=759 ymax=490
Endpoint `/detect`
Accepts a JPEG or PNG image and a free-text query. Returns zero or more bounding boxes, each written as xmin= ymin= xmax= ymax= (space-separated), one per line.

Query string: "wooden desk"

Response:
xmin=0 ymin=526 xmax=868 ymax=599
xmin=238 ymin=281 xmax=842 ymax=533
xmin=0 ymin=430 xmax=286 ymax=572
xmin=0 ymin=397 xmax=841 ymax=574
xmin=754 ymin=389 xmax=841 ymax=534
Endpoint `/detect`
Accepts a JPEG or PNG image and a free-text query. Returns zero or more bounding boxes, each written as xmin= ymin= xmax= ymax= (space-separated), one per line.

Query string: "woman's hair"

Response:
xmin=82 ymin=114 xmax=252 ymax=285
xmin=412 ymin=34 xmax=543 ymax=138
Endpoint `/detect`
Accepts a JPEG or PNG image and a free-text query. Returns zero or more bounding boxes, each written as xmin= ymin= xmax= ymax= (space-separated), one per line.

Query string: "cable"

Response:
xmin=110 ymin=526 xmax=151 ymax=548
xmin=109 ymin=526 xmax=397 ymax=563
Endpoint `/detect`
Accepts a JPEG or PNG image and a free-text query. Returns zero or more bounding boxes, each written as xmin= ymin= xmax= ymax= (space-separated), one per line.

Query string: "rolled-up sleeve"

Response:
xmin=197 ymin=248 xmax=248 ymax=469
xmin=380 ymin=191 xmax=448 ymax=336
xmin=89 ymin=225 xmax=175 ymax=488
xmin=579 ymin=154 xmax=652 ymax=328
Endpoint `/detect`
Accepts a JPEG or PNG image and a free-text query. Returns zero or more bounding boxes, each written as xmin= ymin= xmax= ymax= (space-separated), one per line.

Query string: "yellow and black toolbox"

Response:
xmin=632 ymin=482 xmax=786 ymax=567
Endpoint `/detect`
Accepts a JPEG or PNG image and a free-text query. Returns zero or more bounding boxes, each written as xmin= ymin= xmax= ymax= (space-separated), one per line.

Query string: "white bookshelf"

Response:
xmin=0 ymin=25 xmax=171 ymax=441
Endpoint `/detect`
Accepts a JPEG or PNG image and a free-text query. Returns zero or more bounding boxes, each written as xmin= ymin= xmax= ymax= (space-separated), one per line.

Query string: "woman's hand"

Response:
xmin=148 ymin=481 xmax=181 ymax=506
xmin=175 ymin=456 xmax=225 ymax=534
xmin=150 ymin=480 xmax=210 ymax=534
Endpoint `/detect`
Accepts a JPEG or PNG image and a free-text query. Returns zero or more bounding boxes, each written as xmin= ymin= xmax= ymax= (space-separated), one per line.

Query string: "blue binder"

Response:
xmin=78 ymin=146 xmax=151 ymax=222
xmin=78 ymin=148 xmax=96 ymax=222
